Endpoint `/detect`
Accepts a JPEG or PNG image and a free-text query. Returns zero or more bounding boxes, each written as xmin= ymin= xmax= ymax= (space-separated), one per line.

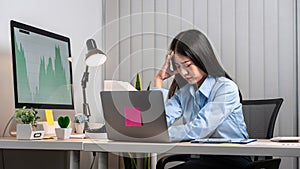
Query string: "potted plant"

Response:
xmin=123 ymin=73 xmax=151 ymax=169
xmin=55 ymin=115 xmax=72 ymax=139
xmin=74 ymin=114 xmax=88 ymax=134
xmin=15 ymin=106 xmax=40 ymax=127
xmin=15 ymin=106 xmax=44 ymax=139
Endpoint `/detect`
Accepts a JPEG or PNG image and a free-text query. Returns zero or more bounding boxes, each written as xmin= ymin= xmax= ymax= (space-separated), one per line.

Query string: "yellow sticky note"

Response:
xmin=45 ymin=109 xmax=54 ymax=126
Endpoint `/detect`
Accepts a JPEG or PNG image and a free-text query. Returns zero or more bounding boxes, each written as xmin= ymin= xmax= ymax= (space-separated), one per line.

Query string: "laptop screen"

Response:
xmin=100 ymin=91 xmax=172 ymax=142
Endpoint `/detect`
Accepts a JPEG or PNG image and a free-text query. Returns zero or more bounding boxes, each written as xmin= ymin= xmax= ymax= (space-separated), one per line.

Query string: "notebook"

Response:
xmin=191 ymin=138 xmax=257 ymax=144
xmin=270 ymin=137 xmax=300 ymax=142
xmin=100 ymin=90 xmax=181 ymax=142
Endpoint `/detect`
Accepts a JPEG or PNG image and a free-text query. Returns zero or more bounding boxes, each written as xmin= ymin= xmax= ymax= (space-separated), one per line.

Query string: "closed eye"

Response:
xmin=185 ymin=63 xmax=192 ymax=67
xmin=184 ymin=61 xmax=193 ymax=67
xmin=175 ymin=60 xmax=193 ymax=69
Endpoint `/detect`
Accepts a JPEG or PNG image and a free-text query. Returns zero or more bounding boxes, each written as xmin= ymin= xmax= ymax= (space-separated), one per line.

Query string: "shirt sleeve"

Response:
xmin=151 ymin=87 xmax=183 ymax=126
xmin=168 ymin=81 xmax=241 ymax=140
xmin=165 ymin=91 xmax=184 ymax=126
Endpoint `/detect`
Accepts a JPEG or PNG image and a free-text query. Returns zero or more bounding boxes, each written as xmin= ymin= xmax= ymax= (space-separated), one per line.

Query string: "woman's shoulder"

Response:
xmin=214 ymin=76 xmax=238 ymax=90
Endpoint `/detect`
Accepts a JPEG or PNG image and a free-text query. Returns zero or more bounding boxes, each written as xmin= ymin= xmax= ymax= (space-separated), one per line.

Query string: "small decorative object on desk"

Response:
xmin=15 ymin=106 xmax=44 ymax=139
xmin=55 ymin=115 xmax=72 ymax=139
xmin=74 ymin=114 xmax=88 ymax=134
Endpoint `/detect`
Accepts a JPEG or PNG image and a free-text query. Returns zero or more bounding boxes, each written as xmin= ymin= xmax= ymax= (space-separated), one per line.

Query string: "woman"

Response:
xmin=153 ymin=29 xmax=251 ymax=169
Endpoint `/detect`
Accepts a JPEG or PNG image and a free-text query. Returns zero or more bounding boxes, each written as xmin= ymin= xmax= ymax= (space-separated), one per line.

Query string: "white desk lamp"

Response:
xmin=82 ymin=39 xmax=107 ymax=133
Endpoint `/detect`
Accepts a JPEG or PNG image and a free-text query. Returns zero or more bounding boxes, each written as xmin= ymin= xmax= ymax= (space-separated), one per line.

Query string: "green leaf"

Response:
xmin=127 ymin=152 xmax=137 ymax=169
xmin=134 ymin=73 xmax=142 ymax=91
xmin=15 ymin=106 xmax=40 ymax=125
xmin=146 ymin=81 xmax=151 ymax=91
xmin=58 ymin=116 xmax=70 ymax=128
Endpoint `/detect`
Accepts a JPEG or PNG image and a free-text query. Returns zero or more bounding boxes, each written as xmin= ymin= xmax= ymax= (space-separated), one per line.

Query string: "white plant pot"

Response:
xmin=16 ymin=124 xmax=44 ymax=140
xmin=75 ymin=123 xmax=85 ymax=134
xmin=55 ymin=128 xmax=72 ymax=139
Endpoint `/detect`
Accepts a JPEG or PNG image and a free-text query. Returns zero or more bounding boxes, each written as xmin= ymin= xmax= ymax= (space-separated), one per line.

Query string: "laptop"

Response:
xmin=100 ymin=90 xmax=180 ymax=142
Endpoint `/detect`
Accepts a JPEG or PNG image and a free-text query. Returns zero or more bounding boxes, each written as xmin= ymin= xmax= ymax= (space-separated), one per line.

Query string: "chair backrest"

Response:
xmin=242 ymin=98 xmax=283 ymax=139
xmin=244 ymin=158 xmax=281 ymax=169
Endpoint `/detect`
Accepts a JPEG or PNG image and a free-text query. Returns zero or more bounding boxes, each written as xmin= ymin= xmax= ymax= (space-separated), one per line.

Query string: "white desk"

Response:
xmin=2 ymin=137 xmax=300 ymax=169
xmin=83 ymin=139 xmax=300 ymax=169
xmin=0 ymin=137 xmax=84 ymax=150
xmin=84 ymin=139 xmax=300 ymax=157
xmin=0 ymin=137 xmax=84 ymax=169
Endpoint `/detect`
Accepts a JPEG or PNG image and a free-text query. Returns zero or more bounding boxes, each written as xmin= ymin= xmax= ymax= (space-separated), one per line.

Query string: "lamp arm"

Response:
xmin=81 ymin=66 xmax=91 ymax=118
xmin=81 ymin=66 xmax=89 ymax=88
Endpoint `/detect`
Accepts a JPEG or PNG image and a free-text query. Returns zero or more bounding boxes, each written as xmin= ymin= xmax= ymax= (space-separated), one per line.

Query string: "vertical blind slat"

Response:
xmin=235 ymin=0 xmax=250 ymax=98
xmin=119 ymin=0 xmax=131 ymax=82
xmin=249 ymin=0 xmax=264 ymax=98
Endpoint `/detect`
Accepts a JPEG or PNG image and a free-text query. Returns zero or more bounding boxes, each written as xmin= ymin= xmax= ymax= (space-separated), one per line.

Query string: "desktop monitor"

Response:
xmin=10 ymin=20 xmax=74 ymax=110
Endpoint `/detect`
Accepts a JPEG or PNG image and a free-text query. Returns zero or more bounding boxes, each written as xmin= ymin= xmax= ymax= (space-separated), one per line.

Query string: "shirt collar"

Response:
xmin=197 ymin=75 xmax=215 ymax=98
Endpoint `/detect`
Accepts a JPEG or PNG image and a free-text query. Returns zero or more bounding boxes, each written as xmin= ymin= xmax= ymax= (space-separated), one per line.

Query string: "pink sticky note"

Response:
xmin=124 ymin=107 xmax=142 ymax=127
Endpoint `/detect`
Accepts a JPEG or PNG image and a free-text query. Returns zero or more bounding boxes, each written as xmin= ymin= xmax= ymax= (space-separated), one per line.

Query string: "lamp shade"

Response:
xmin=85 ymin=39 xmax=107 ymax=66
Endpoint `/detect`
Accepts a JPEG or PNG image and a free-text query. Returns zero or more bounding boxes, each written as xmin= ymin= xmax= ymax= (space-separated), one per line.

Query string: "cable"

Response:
xmin=89 ymin=152 xmax=96 ymax=169
xmin=2 ymin=115 xmax=14 ymax=137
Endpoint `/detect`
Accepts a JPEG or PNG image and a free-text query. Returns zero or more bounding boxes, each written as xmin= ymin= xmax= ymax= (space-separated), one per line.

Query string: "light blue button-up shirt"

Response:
xmin=154 ymin=76 xmax=248 ymax=141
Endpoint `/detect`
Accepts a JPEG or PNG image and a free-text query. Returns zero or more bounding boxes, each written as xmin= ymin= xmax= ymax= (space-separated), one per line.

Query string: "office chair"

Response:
xmin=156 ymin=96 xmax=283 ymax=169
xmin=242 ymin=98 xmax=283 ymax=140
xmin=244 ymin=158 xmax=281 ymax=169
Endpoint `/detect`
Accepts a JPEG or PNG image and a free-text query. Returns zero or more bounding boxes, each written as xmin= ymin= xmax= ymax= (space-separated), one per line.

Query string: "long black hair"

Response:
xmin=167 ymin=29 xmax=243 ymax=102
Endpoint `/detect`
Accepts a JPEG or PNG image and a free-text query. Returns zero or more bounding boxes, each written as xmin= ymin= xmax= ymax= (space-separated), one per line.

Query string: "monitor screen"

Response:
xmin=10 ymin=20 xmax=74 ymax=109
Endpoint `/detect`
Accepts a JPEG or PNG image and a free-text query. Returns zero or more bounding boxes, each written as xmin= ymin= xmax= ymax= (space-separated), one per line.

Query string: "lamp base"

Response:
xmin=84 ymin=125 xmax=107 ymax=139
xmin=85 ymin=125 xmax=106 ymax=133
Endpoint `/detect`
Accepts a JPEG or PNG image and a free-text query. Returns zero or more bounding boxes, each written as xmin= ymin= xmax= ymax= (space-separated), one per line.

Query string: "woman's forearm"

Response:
xmin=154 ymin=76 xmax=163 ymax=88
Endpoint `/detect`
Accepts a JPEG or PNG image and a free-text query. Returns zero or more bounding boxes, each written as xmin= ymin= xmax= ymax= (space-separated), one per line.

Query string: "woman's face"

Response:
xmin=173 ymin=52 xmax=207 ymax=86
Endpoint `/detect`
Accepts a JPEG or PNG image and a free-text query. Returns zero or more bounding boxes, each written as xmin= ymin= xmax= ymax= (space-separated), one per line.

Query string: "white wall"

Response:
xmin=0 ymin=0 xmax=105 ymax=135
xmin=0 ymin=1 xmax=103 ymax=168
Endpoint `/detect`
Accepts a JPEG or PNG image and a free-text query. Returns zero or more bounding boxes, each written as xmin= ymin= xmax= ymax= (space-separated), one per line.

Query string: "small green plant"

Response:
xmin=15 ymin=106 xmax=40 ymax=125
xmin=57 ymin=116 xmax=70 ymax=128
xmin=134 ymin=73 xmax=142 ymax=91
xmin=134 ymin=73 xmax=151 ymax=91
